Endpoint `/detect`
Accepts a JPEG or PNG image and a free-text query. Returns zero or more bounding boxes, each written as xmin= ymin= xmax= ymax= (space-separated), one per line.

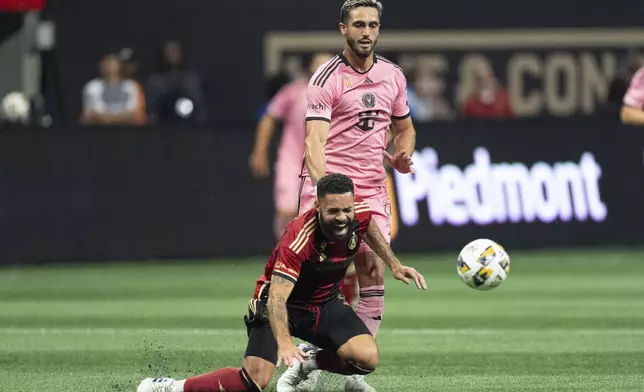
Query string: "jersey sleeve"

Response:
xmin=266 ymin=84 xmax=292 ymax=119
xmin=392 ymin=70 xmax=411 ymax=119
xmin=354 ymin=199 xmax=373 ymax=234
xmin=624 ymin=68 xmax=644 ymax=109
xmin=272 ymin=244 xmax=303 ymax=284
xmin=305 ymin=82 xmax=335 ymax=122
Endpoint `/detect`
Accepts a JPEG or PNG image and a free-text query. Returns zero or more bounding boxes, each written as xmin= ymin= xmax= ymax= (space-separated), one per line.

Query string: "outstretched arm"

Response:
xmin=363 ymin=220 xmax=427 ymax=290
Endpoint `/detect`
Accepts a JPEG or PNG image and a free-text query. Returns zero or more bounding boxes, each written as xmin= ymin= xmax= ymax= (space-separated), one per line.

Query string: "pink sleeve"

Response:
xmin=624 ymin=69 xmax=644 ymax=109
xmin=392 ymin=70 xmax=411 ymax=119
xmin=305 ymin=82 xmax=334 ymax=122
xmin=266 ymin=85 xmax=292 ymax=119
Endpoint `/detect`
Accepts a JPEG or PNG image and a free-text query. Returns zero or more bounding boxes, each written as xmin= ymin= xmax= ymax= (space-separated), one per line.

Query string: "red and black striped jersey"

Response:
xmin=254 ymin=199 xmax=371 ymax=305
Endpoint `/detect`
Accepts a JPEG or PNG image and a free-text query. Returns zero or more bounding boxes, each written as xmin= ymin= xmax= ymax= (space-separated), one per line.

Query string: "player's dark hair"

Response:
xmin=317 ymin=173 xmax=354 ymax=198
xmin=340 ymin=0 xmax=383 ymax=24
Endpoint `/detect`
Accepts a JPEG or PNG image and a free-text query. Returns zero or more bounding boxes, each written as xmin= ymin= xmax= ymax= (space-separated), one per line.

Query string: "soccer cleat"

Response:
xmin=293 ymin=369 xmax=322 ymax=392
xmin=276 ymin=351 xmax=320 ymax=392
xmin=292 ymin=343 xmax=323 ymax=392
xmin=276 ymin=360 xmax=305 ymax=392
xmin=345 ymin=374 xmax=376 ymax=392
xmin=136 ymin=377 xmax=179 ymax=392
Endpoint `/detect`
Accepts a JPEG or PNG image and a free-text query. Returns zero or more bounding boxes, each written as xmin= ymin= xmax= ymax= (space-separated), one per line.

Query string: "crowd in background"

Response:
xmin=260 ymin=49 xmax=644 ymax=124
xmin=79 ymin=41 xmax=207 ymax=126
xmin=1 ymin=44 xmax=643 ymax=127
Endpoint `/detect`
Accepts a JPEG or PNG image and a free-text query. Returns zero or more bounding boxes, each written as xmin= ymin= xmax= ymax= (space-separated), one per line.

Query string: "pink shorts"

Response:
xmin=298 ymin=177 xmax=391 ymax=253
xmin=274 ymin=161 xmax=302 ymax=212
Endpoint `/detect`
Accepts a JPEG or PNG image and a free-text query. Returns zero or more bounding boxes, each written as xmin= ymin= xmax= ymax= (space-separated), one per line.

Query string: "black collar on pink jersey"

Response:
xmin=339 ymin=52 xmax=377 ymax=75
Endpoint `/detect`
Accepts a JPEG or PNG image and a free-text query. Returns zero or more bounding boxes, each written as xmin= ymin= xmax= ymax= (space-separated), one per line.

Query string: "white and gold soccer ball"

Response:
xmin=457 ymin=239 xmax=510 ymax=290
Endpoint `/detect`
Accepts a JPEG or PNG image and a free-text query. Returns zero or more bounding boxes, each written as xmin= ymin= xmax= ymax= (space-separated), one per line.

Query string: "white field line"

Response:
xmin=1 ymin=327 xmax=644 ymax=336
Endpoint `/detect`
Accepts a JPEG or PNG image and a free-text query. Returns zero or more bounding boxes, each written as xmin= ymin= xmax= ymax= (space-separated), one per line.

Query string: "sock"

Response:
xmin=312 ymin=350 xmax=353 ymax=375
xmin=183 ymin=368 xmax=260 ymax=392
xmin=356 ymin=286 xmax=384 ymax=337
xmin=340 ymin=273 xmax=358 ymax=308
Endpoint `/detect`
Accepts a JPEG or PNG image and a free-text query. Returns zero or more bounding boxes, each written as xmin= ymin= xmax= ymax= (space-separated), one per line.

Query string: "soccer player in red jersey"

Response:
xmin=281 ymin=1 xmax=417 ymax=390
xmin=135 ymin=173 xmax=427 ymax=392
xmin=250 ymin=53 xmax=334 ymax=241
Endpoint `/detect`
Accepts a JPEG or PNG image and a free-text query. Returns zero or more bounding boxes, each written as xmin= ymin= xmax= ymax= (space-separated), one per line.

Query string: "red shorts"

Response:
xmin=274 ymin=160 xmax=301 ymax=212
xmin=298 ymin=177 xmax=391 ymax=253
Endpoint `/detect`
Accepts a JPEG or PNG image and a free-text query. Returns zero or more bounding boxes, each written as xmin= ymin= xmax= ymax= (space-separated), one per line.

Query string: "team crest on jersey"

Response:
xmin=362 ymin=93 xmax=376 ymax=108
xmin=348 ymin=233 xmax=358 ymax=250
xmin=344 ymin=76 xmax=351 ymax=88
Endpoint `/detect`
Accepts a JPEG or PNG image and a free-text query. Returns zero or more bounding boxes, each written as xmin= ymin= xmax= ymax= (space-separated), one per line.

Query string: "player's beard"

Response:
xmin=319 ymin=214 xmax=354 ymax=242
xmin=347 ymin=36 xmax=377 ymax=59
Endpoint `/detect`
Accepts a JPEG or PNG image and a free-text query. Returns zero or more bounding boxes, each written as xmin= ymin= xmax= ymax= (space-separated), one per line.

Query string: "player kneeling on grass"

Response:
xmin=136 ymin=173 xmax=427 ymax=392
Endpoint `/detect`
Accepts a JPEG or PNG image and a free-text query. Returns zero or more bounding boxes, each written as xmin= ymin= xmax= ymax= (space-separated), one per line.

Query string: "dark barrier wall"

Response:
xmin=0 ymin=118 xmax=643 ymax=264
xmin=43 ymin=0 xmax=643 ymax=123
xmin=0 ymin=127 xmax=276 ymax=263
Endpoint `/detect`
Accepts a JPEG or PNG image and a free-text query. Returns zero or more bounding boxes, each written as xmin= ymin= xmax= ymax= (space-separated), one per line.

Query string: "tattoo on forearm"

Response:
xmin=368 ymin=223 xmax=399 ymax=268
xmin=268 ymin=276 xmax=293 ymax=344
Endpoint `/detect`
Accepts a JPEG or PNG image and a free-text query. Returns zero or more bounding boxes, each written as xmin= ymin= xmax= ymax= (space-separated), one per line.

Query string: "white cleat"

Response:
xmin=294 ymin=369 xmax=323 ymax=392
xmin=293 ymin=343 xmax=323 ymax=392
xmin=345 ymin=374 xmax=376 ymax=392
xmin=276 ymin=360 xmax=305 ymax=392
xmin=136 ymin=377 xmax=179 ymax=392
xmin=276 ymin=348 xmax=320 ymax=392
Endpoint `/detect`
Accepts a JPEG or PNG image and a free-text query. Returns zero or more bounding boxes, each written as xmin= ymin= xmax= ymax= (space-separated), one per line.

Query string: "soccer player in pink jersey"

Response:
xmin=277 ymin=1 xmax=416 ymax=391
xmin=621 ymin=65 xmax=644 ymax=124
xmin=250 ymin=53 xmax=334 ymax=241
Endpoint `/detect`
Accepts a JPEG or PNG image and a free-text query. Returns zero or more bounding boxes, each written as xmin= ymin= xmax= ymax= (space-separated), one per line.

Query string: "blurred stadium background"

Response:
xmin=1 ymin=0 xmax=644 ymax=391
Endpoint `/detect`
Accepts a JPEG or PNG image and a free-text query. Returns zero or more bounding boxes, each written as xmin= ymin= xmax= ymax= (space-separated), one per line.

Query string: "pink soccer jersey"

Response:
xmin=304 ymin=53 xmax=410 ymax=188
xmin=267 ymin=79 xmax=309 ymax=211
xmin=624 ymin=66 xmax=644 ymax=109
xmin=267 ymin=79 xmax=308 ymax=168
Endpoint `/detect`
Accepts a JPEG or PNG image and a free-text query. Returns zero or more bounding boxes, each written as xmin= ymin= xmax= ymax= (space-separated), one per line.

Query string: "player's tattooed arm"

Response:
xmin=305 ymin=120 xmax=330 ymax=184
xmin=364 ymin=220 xmax=428 ymax=290
xmin=364 ymin=219 xmax=403 ymax=271
xmin=267 ymin=275 xmax=296 ymax=346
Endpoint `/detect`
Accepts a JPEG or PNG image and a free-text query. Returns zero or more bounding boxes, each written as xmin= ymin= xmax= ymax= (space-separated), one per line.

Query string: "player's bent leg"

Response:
xmin=341 ymin=262 xmax=359 ymax=308
xmin=316 ymin=334 xmax=379 ymax=375
xmin=137 ymin=306 xmax=277 ymax=392
xmin=136 ymin=361 xmax=270 ymax=392
xmin=354 ymin=249 xmax=385 ymax=337
xmin=183 ymin=360 xmax=270 ymax=392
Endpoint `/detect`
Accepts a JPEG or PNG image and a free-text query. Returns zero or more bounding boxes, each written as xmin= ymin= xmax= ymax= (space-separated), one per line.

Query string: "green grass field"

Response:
xmin=1 ymin=248 xmax=644 ymax=391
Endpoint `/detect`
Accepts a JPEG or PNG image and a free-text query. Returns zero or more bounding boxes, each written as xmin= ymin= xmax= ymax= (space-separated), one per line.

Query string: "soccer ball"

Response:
xmin=457 ymin=239 xmax=510 ymax=290
xmin=1 ymin=91 xmax=30 ymax=123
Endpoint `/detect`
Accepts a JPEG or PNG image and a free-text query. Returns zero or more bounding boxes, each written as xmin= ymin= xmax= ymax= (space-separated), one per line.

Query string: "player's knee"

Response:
xmin=348 ymin=344 xmax=379 ymax=374
xmin=339 ymin=336 xmax=379 ymax=374
xmin=242 ymin=357 xmax=274 ymax=390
